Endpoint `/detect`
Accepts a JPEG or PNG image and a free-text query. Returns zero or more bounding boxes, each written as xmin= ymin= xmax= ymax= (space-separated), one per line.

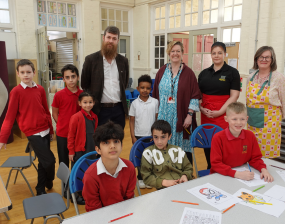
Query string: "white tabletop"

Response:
xmin=63 ymin=158 xmax=285 ymax=224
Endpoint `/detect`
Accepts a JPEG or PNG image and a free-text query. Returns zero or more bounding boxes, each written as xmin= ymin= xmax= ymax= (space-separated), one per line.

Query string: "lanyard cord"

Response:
xmin=169 ymin=62 xmax=182 ymax=98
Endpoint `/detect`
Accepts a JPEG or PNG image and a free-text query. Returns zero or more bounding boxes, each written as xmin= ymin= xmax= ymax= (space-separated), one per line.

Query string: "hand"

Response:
xmin=162 ymin=179 xmax=179 ymax=187
xmin=0 ymin=143 xmax=7 ymax=150
xmin=131 ymin=136 xmax=137 ymax=145
xmin=69 ymin=154 xmax=75 ymax=162
xmin=200 ymin=106 xmax=212 ymax=118
xmin=183 ymin=115 xmax=192 ymax=128
xmin=260 ymin=168 xmax=274 ymax=182
xmin=208 ymin=110 xmax=222 ymax=118
xmin=50 ymin=134 xmax=54 ymax=141
xmin=234 ymin=171 xmax=254 ymax=181
xmin=179 ymin=175 xmax=188 ymax=183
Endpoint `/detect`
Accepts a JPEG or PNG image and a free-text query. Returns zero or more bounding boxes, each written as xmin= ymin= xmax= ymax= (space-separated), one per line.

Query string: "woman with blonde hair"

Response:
xmin=247 ymin=46 xmax=285 ymax=158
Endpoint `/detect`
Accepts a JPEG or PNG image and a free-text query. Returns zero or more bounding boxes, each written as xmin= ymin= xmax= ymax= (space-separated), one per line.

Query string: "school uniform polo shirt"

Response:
xmin=129 ymin=96 xmax=159 ymax=136
xmin=52 ymin=87 xmax=83 ymax=137
xmin=198 ymin=62 xmax=240 ymax=95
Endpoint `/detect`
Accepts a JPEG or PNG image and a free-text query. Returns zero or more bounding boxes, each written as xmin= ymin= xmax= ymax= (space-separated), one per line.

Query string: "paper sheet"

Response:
xmin=276 ymin=170 xmax=285 ymax=182
xmin=228 ymin=58 xmax=237 ymax=69
xmin=187 ymin=183 xmax=239 ymax=211
xmin=179 ymin=207 xmax=222 ymax=224
xmin=264 ymin=185 xmax=285 ymax=202
xmin=232 ymin=165 xmax=267 ymax=187
xmin=233 ymin=188 xmax=285 ymax=217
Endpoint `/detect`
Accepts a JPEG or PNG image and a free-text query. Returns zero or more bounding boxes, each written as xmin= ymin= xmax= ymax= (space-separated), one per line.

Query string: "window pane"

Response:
xmin=192 ymin=13 xmax=198 ymax=26
xmin=224 ymin=0 xmax=233 ymax=6
xmin=175 ymin=16 xmax=181 ymax=28
xmin=176 ymin=3 xmax=181 ymax=15
xmin=0 ymin=0 xmax=9 ymax=9
xmin=155 ymin=36 xmax=160 ymax=46
xmin=116 ymin=10 xmax=121 ymax=21
xmin=155 ymin=59 xmax=159 ymax=69
xmin=203 ymin=0 xmax=210 ymax=10
xmin=203 ymin=11 xmax=209 ymax=24
xmin=193 ymin=0 xmax=199 ymax=11
xmin=193 ymin=35 xmax=202 ymax=53
xmin=155 ymin=7 xmax=160 ymax=19
xmin=116 ymin=21 xmax=122 ymax=30
xmin=120 ymin=39 xmax=126 ymax=53
xmin=0 ymin=10 xmax=10 ymax=23
xmin=233 ymin=5 xmax=242 ymax=20
xmin=169 ymin=17 xmax=174 ymax=28
xmin=123 ymin=11 xmax=128 ymax=21
xmin=160 ymin=47 xmax=165 ymax=57
xmin=185 ymin=14 xmax=191 ymax=26
xmin=232 ymin=27 xmax=241 ymax=42
xmin=160 ymin=35 xmax=165 ymax=46
xmin=155 ymin=20 xmax=159 ymax=30
xmin=109 ymin=9 xmax=114 ymax=20
xmin=161 ymin=19 xmax=165 ymax=29
xmin=212 ymin=0 xmax=218 ymax=8
xmin=123 ymin=22 xmax=128 ymax=32
xmin=160 ymin=59 xmax=164 ymax=67
xmin=169 ymin=4 xmax=175 ymax=16
xmin=101 ymin=8 xmax=107 ymax=19
xmin=224 ymin=7 xmax=232 ymax=21
xmin=234 ymin=0 xmax=242 ymax=4
xmin=211 ymin=9 xmax=218 ymax=23
xmin=223 ymin=29 xmax=231 ymax=42
xmin=109 ymin=20 xmax=115 ymax=26
xmin=155 ymin=48 xmax=159 ymax=58
xmin=102 ymin=20 xmax=107 ymax=31
xmin=185 ymin=0 xmax=191 ymax=13
xmin=203 ymin=54 xmax=212 ymax=69
xmin=161 ymin=6 xmax=165 ymax=17
xmin=193 ymin=54 xmax=202 ymax=71
xmin=204 ymin=35 xmax=214 ymax=52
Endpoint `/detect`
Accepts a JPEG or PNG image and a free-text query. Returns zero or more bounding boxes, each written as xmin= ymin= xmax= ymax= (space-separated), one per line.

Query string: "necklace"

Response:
xmin=256 ymin=73 xmax=270 ymax=85
xmin=169 ymin=63 xmax=182 ymax=99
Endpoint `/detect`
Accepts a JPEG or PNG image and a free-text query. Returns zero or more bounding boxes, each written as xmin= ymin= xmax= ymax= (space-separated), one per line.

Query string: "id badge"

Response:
xmin=167 ymin=96 xmax=175 ymax=104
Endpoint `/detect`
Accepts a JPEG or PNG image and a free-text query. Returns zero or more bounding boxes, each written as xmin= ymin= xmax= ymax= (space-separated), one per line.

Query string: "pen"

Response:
xmin=222 ymin=204 xmax=235 ymax=214
xmin=249 ymin=200 xmax=272 ymax=205
xmin=253 ymin=185 xmax=265 ymax=192
xmin=108 ymin=213 xmax=133 ymax=223
xmin=247 ymin=162 xmax=252 ymax=172
xmin=270 ymin=165 xmax=285 ymax=171
xmin=171 ymin=200 xmax=199 ymax=205
xmin=184 ymin=128 xmax=190 ymax=134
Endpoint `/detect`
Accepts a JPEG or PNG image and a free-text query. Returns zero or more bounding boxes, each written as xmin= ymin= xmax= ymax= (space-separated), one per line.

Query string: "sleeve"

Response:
xmin=155 ymin=99 xmax=159 ymax=114
xmin=128 ymin=101 xmax=135 ymax=116
xmin=51 ymin=92 xmax=59 ymax=108
xmin=82 ymin=172 xmax=102 ymax=212
xmin=248 ymin=132 xmax=267 ymax=171
xmin=230 ymin=68 xmax=241 ymax=91
xmin=0 ymin=89 xmax=19 ymax=143
xmin=124 ymin=163 xmax=136 ymax=200
xmin=67 ymin=115 xmax=77 ymax=155
xmin=81 ymin=56 xmax=92 ymax=91
xmin=41 ymin=87 xmax=54 ymax=134
xmin=210 ymin=134 xmax=237 ymax=177
xmin=181 ymin=153 xmax=193 ymax=180
xmin=94 ymin=114 xmax=98 ymax=130
xmin=188 ymin=99 xmax=200 ymax=112
xmin=125 ymin=58 xmax=129 ymax=89
xmin=277 ymin=73 xmax=285 ymax=118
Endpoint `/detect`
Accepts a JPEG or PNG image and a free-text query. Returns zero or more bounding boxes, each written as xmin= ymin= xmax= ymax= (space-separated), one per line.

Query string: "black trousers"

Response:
xmin=203 ymin=148 xmax=211 ymax=169
xmin=98 ymin=102 xmax=125 ymax=129
xmin=56 ymin=136 xmax=70 ymax=168
xmin=27 ymin=134 xmax=56 ymax=192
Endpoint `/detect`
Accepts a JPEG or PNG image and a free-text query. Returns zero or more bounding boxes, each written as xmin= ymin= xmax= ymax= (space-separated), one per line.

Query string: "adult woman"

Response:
xmin=247 ymin=46 xmax=285 ymax=158
xmin=198 ymin=42 xmax=240 ymax=169
xmin=153 ymin=41 xmax=200 ymax=163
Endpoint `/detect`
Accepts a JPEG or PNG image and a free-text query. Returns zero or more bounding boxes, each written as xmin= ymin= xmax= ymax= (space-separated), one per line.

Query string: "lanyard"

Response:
xmin=169 ymin=63 xmax=182 ymax=97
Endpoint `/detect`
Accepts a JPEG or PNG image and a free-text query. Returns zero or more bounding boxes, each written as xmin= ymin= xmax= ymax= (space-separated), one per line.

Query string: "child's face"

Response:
xmin=225 ymin=111 xmax=248 ymax=136
xmin=152 ymin=129 xmax=172 ymax=150
xmin=17 ymin=65 xmax=35 ymax=86
xmin=95 ymin=139 xmax=122 ymax=160
xmin=78 ymin=96 xmax=95 ymax=113
xmin=137 ymin=81 xmax=152 ymax=98
xmin=63 ymin=70 xmax=79 ymax=89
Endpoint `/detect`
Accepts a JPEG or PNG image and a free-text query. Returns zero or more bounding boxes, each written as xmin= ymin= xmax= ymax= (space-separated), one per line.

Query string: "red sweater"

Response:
xmin=0 ymin=84 xmax=53 ymax=143
xmin=67 ymin=109 xmax=98 ymax=155
xmin=210 ymin=128 xmax=266 ymax=177
xmin=82 ymin=158 xmax=136 ymax=212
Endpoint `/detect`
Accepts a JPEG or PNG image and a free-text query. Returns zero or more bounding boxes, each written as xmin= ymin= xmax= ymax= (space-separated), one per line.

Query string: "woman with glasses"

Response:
xmin=246 ymin=46 xmax=285 ymax=158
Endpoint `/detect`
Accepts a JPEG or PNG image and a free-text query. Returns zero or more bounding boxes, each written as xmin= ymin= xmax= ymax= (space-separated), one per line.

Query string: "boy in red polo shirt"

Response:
xmin=210 ymin=102 xmax=274 ymax=182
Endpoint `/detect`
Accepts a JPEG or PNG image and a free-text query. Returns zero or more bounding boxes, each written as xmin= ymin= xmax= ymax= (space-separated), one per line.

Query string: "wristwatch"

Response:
xmin=188 ymin=111 xmax=194 ymax=116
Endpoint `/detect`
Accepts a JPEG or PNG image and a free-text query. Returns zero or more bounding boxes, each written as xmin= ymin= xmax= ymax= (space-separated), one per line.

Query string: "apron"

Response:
xmin=246 ymin=71 xmax=281 ymax=158
xmin=201 ymin=93 xmax=230 ymax=129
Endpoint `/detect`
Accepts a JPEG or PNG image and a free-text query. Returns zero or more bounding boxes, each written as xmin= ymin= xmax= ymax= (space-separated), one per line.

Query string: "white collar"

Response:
xmin=97 ymin=158 xmax=127 ymax=178
xmin=103 ymin=55 xmax=115 ymax=64
xmin=138 ymin=95 xmax=152 ymax=103
xmin=20 ymin=81 xmax=37 ymax=89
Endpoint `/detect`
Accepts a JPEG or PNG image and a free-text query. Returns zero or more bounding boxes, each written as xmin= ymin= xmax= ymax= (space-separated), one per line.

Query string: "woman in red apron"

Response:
xmin=246 ymin=46 xmax=285 ymax=158
xmin=198 ymin=42 xmax=240 ymax=169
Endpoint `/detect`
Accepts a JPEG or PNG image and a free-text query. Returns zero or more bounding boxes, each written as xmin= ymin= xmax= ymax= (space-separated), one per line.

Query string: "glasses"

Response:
xmin=258 ymin=56 xmax=272 ymax=61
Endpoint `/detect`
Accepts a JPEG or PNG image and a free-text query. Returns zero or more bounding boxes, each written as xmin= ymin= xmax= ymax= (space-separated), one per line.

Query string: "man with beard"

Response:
xmin=81 ymin=26 xmax=129 ymax=128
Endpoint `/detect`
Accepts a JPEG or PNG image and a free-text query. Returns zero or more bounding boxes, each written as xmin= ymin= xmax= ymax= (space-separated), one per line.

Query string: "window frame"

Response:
xmin=0 ymin=0 xmax=14 ymax=29
xmin=223 ymin=0 xmax=243 ymax=22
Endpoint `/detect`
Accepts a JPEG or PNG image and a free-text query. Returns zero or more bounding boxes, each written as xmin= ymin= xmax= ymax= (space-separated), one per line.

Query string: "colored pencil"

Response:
xmin=253 ymin=185 xmax=265 ymax=192
xmin=171 ymin=200 xmax=199 ymax=205
xmin=249 ymin=200 xmax=272 ymax=205
xmin=222 ymin=204 xmax=235 ymax=214
xmin=108 ymin=213 xmax=133 ymax=223
xmin=184 ymin=128 xmax=191 ymax=134
xmin=270 ymin=165 xmax=285 ymax=171
xmin=247 ymin=162 xmax=252 ymax=172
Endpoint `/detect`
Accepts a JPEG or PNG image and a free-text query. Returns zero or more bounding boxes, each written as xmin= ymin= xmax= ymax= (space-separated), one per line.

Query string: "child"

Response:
xmin=140 ymin=120 xmax=193 ymax=190
xmin=129 ymin=74 xmax=158 ymax=189
xmin=0 ymin=59 xmax=55 ymax=195
xmin=52 ymin=64 xmax=83 ymax=169
xmin=82 ymin=121 xmax=136 ymax=212
xmin=210 ymin=102 xmax=274 ymax=182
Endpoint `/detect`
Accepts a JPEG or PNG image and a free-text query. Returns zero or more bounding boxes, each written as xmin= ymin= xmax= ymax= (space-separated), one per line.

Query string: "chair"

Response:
xmin=69 ymin=151 xmax=99 ymax=215
xmin=150 ymin=79 xmax=155 ymax=96
xmin=0 ymin=142 xmax=37 ymax=196
xmin=132 ymin=89 xmax=140 ymax=98
xmin=126 ymin=78 xmax=135 ymax=92
xmin=125 ymin=90 xmax=135 ymax=103
xmin=22 ymin=162 xmax=70 ymax=224
xmin=190 ymin=124 xmax=223 ymax=178
xmin=129 ymin=136 xmax=154 ymax=196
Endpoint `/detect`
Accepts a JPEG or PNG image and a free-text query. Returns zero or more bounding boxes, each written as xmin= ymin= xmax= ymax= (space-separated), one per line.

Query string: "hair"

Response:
xmin=226 ymin=102 xmax=247 ymax=115
xmin=16 ymin=59 xmax=35 ymax=72
xmin=78 ymin=91 xmax=95 ymax=102
xmin=211 ymin=42 xmax=227 ymax=53
xmin=104 ymin=26 xmax=120 ymax=39
xmin=138 ymin=74 xmax=152 ymax=86
xmin=151 ymin=120 xmax=172 ymax=136
xmin=93 ymin=121 xmax=124 ymax=148
xmin=166 ymin=41 xmax=184 ymax=55
xmin=253 ymin=46 xmax=277 ymax=71
xmin=61 ymin=64 xmax=79 ymax=78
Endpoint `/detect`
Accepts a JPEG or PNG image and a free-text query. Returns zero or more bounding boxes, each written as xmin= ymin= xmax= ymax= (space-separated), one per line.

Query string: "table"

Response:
xmin=63 ymin=158 xmax=285 ymax=224
xmin=0 ymin=175 xmax=12 ymax=220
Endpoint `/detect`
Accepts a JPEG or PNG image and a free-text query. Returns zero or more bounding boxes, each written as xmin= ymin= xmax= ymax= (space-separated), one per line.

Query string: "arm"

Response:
xmin=41 ymin=87 xmax=54 ymax=135
xmin=52 ymin=107 xmax=59 ymax=123
xmin=277 ymin=73 xmax=285 ymax=118
xmin=124 ymin=58 xmax=129 ymax=89
xmin=124 ymin=163 xmax=136 ymax=200
xmin=81 ymin=56 xmax=92 ymax=90
xmin=129 ymin=116 xmax=136 ymax=144
xmin=67 ymin=115 xmax=77 ymax=156
xmin=183 ymin=99 xmax=199 ymax=128
xmin=248 ymin=133 xmax=267 ymax=171
xmin=51 ymin=93 xmax=59 ymax=123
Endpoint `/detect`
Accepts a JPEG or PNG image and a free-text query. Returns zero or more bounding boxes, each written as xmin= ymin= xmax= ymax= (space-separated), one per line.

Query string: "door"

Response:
xmin=188 ymin=29 xmax=217 ymax=125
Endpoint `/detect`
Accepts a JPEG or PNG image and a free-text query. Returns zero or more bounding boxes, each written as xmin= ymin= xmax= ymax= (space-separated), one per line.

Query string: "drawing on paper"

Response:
xmin=199 ymin=188 xmax=227 ymax=201
xmin=181 ymin=210 xmax=220 ymax=224
xmin=238 ymin=192 xmax=265 ymax=205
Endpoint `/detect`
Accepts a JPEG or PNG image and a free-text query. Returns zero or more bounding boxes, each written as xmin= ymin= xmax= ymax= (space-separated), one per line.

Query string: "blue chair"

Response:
xmin=129 ymin=136 xmax=154 ymax=196
xmin=150 ymin=79 xmax=155 ymax=96
xmin=69 ymin=151 xmax=99 ymax=215
xmin=190 ymin=124 xmax=223 ymax=178
xmin=132 ymin=89 xmax=140 ymax=99
xmin=125 ymin=90 xmax=135 ymax=103
xmin=126 ymin=78 xmax=135 ymax=93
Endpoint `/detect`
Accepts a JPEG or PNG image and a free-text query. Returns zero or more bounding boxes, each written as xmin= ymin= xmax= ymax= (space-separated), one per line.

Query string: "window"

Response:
xmin=101 ymin=8 xmax=128 ymax=33
xmin=224 ymin=0 xmax=242 ymax=22
xmin=223 ymin=27 xmax=241 ymax=42
xmin=169 ymin=3 xmax=181 ymax=28
xmin=185 ymin=0 xmax=199 ymax=27
xmin=0 ymin=0 xmax=11 ymax=26
xmin=155 ymin=6 xmax=165 ymax=30
xmin=37 ymin=1 xmax=77 ymax=29
xmin=154 ymin=35 xmax=165 ymax=69
xmin=202 ymin=0 xmax=219 ymax=24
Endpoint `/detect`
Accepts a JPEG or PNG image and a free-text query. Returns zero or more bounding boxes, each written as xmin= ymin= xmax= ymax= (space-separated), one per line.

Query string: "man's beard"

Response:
xmin=101 ymin=41 xmax=118 ymax=59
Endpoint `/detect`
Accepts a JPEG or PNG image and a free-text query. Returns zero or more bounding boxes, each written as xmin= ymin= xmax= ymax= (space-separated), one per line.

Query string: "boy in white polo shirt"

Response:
xmin=129 ymin=74 xmax=158 ymax=189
